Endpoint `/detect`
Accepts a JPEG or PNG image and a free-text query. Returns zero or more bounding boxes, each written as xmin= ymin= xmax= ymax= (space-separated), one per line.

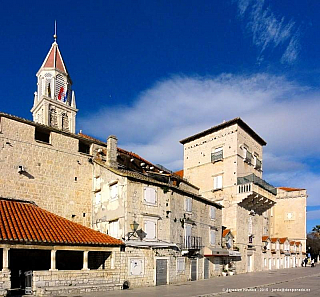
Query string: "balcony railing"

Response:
xmin=211 ymin=151 xmax=223 ymax=163
xmin=237 ymin=173 xmax=277 ymax=195
xmin=180 ymin=236 xmax=203 ymax=250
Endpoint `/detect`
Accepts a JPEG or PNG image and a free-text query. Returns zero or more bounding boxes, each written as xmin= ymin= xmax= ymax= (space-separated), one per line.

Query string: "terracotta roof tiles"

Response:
xmin=278 ymin=187 xmax=305 ymax=192
xmin=0 ymin=198 xmax=123 ymax=246
xmin=262 ymin=236 xmax=269 ymax=242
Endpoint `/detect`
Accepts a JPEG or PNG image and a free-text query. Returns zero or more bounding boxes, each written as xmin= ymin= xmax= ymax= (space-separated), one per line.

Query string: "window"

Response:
xmin=185 ymin=197 xmax=192 ymax=212
xmin=211 ymin=146 xmax=223 ymax=163
xmin=254 ymin=156 xmax=262 ymax=170
xmin=210 ymin=229 xmax=216 ymax=245
xmin=35 ymin=128 xmax=50 ymax=143
xmin=95 ymin=192 xmax=101 ymax=204
xmin=243 ymin=147 xmax=252 ymax=164
xmin=144 ymin=220 xmax=156 ymax=240
xmin=79 ymin=140 xmax=91 ymax=154
xmin=213 ymin=175 xmax=222 ymax=190
xmin=286 ymin=212 xmax=293 ymax=220
xmin=129 ymin=259 xmax=144 ymax=276
xmin=144 ymin=187 xmax=157 ymax=205
xmin=110 ymin=182 xmax=118 ymax=200
xmin=177 ymin=258 xmax=185 ymax=273
xmin=276 ymin=241 xmax=279 ymax=250
xmin=93 ymin=177 xmax=101 ymax=191
xmin=108 ymin=220 xmax=119 ymax=238
xmin=267 ymin=241 xmax=271 ymax=250
xmin=210 ymin=206 xmax=216 ymax=219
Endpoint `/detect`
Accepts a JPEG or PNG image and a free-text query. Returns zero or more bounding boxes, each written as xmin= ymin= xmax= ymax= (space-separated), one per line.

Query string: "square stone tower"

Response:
xmin=180 ymin=118 xmax=277 ymax=273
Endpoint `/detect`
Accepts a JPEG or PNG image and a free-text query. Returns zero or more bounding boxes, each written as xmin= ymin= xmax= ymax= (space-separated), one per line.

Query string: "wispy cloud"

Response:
xmin=236 ymin=0 xmax=300 ymax=64
xmin=79 ymin=73 xmax=320 ymax=216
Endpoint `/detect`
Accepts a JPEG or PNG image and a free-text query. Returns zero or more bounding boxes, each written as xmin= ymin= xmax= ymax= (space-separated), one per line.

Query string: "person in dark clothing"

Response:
xmin=304 ymin=257 xmax=308 ymax=267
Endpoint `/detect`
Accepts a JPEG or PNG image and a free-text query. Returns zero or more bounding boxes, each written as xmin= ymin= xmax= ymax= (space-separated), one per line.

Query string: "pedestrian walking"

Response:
xmin=304 ymin=257 xmax=308 ymax=267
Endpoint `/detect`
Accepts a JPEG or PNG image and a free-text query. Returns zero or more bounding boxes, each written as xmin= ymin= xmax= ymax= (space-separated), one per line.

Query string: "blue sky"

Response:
xmin=1 ymin=0 xmax=320 ymax=232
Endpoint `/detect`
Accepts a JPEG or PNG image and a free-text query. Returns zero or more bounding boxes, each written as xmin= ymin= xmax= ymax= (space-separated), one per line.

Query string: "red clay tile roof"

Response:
xmin=175 ymin=170 xmax=184 ymax=178
xmin=295 ymin=241 xmax=301 ymax=246
xmin=290 ymin=241 xmax=295 ymax=245
xmin=262 ymin=236 xmax=269 ymax=242
xmin=278 ymin=187 xmax=305 ymax=192
xmin=279 ymin=237 xmax=288 ymax=244
xmin=270 ymin=237 xmax=279 ymax=243
xmin=0 ymin=198 xmax=123 ymax=246
xmin=222 ymin=229 xmax=231 ymax=238
xmin=42 ymin=42 xmax=67 ymax=74
xmin=78 ymin=132 xmax=101 ymax=142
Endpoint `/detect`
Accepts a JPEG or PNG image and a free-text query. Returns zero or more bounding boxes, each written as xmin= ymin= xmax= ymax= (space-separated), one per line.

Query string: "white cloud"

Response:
xmin=78 ymin=73 xmax=320 ymax=210
xmin=307 ymin=209 xmax=320 ymax=221
xmin=236 ymin=0 xmax=300 ymax=64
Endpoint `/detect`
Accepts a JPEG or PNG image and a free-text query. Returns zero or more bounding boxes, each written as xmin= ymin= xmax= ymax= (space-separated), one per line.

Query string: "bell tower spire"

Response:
xmin=31 ymin=23 xmax=78 ymax=133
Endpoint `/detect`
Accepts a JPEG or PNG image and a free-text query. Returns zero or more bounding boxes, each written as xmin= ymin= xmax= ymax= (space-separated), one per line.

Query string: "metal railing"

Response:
xmin=180 ymin=236 xmax=203 ymax=250
xmin=211 ymin=151 xmax=223 ymax=163
xmin=237 ymin=173 xmax=277 ymax=195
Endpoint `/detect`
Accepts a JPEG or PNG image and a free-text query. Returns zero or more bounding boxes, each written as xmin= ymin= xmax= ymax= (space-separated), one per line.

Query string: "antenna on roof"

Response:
xmin=53 ymin=20 xmax=57 ymax=42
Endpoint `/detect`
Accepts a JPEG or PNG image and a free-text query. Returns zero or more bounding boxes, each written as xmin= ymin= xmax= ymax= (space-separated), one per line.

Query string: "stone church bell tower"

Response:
xmin=31 ymin=29 xmax=77 ymax=133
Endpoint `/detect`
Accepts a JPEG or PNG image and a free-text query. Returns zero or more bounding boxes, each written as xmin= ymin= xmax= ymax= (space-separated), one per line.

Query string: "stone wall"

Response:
xmin=32 ymin=270 xmax=122 ymax=296
xmin=0 ymin=115 xmax=105 ymax=226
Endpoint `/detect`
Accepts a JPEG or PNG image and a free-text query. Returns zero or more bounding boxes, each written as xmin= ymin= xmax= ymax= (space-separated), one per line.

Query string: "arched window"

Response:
xmin=44 ymin=73 xmax=52 ymax=98
xmin=62 ymin=113 xmax=69 ymax=131
xmin=49 ymin=107 xmax=57 ymax=128
xmin=56 ymin=74 xmax=65 ymax=101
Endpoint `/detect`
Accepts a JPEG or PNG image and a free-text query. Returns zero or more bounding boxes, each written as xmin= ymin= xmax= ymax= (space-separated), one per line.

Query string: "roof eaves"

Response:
xmin=180 ymin=118 xmax=266 ymax=146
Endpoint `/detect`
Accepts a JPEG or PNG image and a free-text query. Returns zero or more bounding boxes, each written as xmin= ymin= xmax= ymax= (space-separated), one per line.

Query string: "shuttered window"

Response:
xmin=144 ymin=220 xmax=156 ymax=239
xmin=210 ymin=229 xmax=216 ymax=245
xmin=177 ymin=258 xmax=185 ymax=273
xmin=108 ymin=220 xmax=119 ymax=238
xmin=144 ymin=187 xmax=157 ymax=204
xmin=213 ymin=175 xmax=222 ymax=190
xmin=185 ymin=197 xmax=192 ymax=212
xmin=210 ymin=206 xmax=216 ymax=219
xmin=110 ymin=183 xmax=118 ymax=200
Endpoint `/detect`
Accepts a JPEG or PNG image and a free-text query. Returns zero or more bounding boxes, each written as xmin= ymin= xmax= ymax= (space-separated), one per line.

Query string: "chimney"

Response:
xmin=106 ymin=135 xmax=118 ymax=168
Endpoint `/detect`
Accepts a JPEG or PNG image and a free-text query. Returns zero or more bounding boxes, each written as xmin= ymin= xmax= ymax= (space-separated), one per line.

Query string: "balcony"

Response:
xmin=211 ymin=151 xmax=223 ymax=163
xmin=180 ymin=236 xmax=203 ymax=250
xmin=238 ymin=174 xmax=277 ymax=195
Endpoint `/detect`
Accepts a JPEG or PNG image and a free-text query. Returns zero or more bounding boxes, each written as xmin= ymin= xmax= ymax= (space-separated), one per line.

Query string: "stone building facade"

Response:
xmin=90 ymin=136 xmax=225 ymax=287
xmin=0 ymin=112 xmax=107 ymax=227
xmin=180 ymin=118 xmax=307 ymax=273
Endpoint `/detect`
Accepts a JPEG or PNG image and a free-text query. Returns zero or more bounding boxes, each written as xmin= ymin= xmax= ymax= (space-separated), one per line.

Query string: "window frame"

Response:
xmin=143 ymin=186 xmax=157 ymax=205
xmin=213 ymin=175 xmax=223 ymax=190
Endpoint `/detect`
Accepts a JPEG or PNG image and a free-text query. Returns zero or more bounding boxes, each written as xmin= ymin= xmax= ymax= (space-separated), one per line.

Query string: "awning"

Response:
xmin=229 ymin=250 xmax=241 ymax=257
xmin=125 ymin=240 xmax=178 ymax=249
xmin=204 ymin=247 xmax=229 ymax=256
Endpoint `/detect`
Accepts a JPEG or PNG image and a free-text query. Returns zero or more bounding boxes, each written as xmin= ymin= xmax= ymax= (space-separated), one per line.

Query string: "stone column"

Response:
xmin=2 ymin=248 xmax=9 ymax=271
xmin=82 ymin=251 xmax=89 ymax=270
xmin=49 ymin=250 xmax=57 ymax=271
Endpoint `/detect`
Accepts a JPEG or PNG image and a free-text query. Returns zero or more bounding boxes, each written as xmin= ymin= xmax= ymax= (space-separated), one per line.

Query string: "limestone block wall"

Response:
xmin=270 ymin=189 xmax=307 ymax=252
xmin=0 ymin=116 xmax=107 ymax=226
xmin=237 ymin=126 xmax=263 ymax=179
xmin=92 ymin=165 xmax=127 ymax=236
xmin=0 ymin=270 xmax=10 ymax=296
xmin=235 ymin=205 xmax=264 ymax=273
xmin=32 ymin=270 xmax=122 ymax=296
xmin=183 ymin=124 xmax=239 ymax=199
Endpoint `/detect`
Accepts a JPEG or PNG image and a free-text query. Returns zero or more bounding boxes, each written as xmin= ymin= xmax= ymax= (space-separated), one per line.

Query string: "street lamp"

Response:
xmin=127 ymin=221 xmax=139 ymax=240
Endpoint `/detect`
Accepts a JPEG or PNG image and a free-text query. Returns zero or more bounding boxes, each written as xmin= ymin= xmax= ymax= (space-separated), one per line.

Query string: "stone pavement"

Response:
xmin=69 ymin=265 xmax=320 ymax=297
